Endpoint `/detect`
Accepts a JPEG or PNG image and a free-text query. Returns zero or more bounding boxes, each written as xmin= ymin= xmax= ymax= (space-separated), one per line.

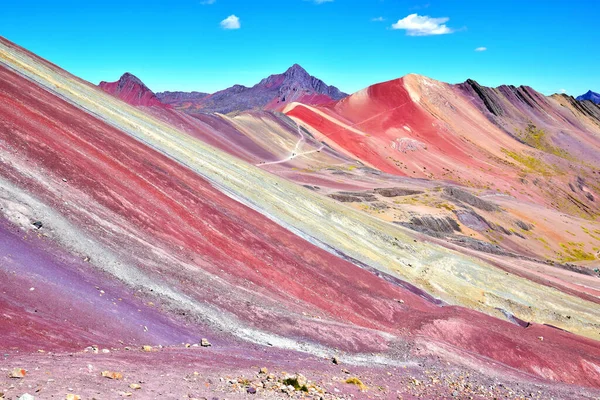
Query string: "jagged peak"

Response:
xmin=117 ymin=72 xmax=145 ymax=86
xmin=284 ymin=63 xmax=308 ymax=74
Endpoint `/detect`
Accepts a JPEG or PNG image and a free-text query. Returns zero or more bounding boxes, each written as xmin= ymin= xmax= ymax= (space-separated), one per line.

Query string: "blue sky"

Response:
xmin=2 ymin=0 xmax=598 ymax=95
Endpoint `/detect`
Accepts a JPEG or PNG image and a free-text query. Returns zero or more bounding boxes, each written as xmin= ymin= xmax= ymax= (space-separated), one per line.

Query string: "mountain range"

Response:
xmin=101 ymin=64 xmax=347 ymax=114
xmin=2 ymin=35 xmax=600 ymax=398
xmin=577 ymin=90 xmax=600 ymax=104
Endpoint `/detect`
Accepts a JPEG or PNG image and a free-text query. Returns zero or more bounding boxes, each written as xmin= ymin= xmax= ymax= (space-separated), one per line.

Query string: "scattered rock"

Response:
xmin=538 ymin=336 xmax=544 ymax=341
xmin=200 ymin=338 xmax=211 ymax=347
xmin=32 ymin=221 xmax=43 ymax=229
xmin=515 ymin=220 xmax=533 ymax=231
xmin=296 ymin=374 xmax=307 ymax=387
xmin=397 ymin=215 xmax=461 ymax=237
xmin=345 ymin=377 xmax=367 ymax=391
xmin=447 ymin=235 xmax=512 ymax=256
xmin=259 ymin=367 xmax=268 ymax=375
xmin=129 ymin=384 xmax=141 ymax=390
xmin=282 ymin=374 xmax=309 ymax=392
xmin=101 ymin=371 xmax=123 ymax=380
xmin=86 ymin=345 xmax=99 ymax=354
xmin=65 ymin=395 xmax=81 ymax=400
xmin=142 ymin=345 xmax=153 ymax=352
xmin=10 ymin=368 xmax=27 ymax=378
xmin=443 ymin=187 xmax=499 ymax=212
xmin=19 ymin=394 xmax=35 ymax=400
xmin=332 ymin=356 xmax=339 ymax=365
xmin=247 ymin=387 xmax=257 ymax=394
xmin=329 ymin=191 xmax=377 ymax=203
xmin=302 ymin=185 xmax=320 ymax=191
xmin=374 ymin=187 xmax=422 ymax=197
xmin=453 ymin=210 xmax=490 ymax=232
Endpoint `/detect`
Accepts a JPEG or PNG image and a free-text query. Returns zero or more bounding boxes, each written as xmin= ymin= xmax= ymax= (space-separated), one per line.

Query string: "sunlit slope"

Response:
xmin=1 ymin=36 xmax=599 ymax=344
xmin=285 ymin=74 xmax=600 ymax=220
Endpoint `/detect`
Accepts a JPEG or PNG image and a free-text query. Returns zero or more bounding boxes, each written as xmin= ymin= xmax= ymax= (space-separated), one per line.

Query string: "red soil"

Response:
xmin=99 ymin=73 xmax=167 ymax=108
xmin=1 ymin=58 xmax=600 ymax=388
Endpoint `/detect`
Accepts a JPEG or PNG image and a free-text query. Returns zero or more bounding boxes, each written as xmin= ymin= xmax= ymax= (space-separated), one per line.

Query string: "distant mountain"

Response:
xmin=99 ymin=73 xmax=166 ymax=107
xmin=577 ymin=90 xmax=600 ymax=104
xmin=159 ymin=64 xmax=348 ymax=114
xmin=156 ymin=91 xmax=210 ymax=106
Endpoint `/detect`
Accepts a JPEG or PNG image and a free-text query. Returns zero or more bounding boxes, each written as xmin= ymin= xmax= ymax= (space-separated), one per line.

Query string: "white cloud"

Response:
xmin=371 ymin=17 xmax=385 ymax=22
xmin=391 ymin=13 xmax=453 ymax=36
xmin=475 ymin=47 xmax=487 ymax=52
xmin=313 ymin=0 xmax=334 ymax=3
xmin=559 ymin=88 xmax=567 ymax=94
xmin=220 ymin=15 xmax=240 ymax=30
xmin=201 ymin=0 xmax=216 ymax=4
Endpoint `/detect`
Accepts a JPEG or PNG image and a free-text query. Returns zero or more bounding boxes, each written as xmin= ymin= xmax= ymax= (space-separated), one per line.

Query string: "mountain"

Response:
xmin=577 ymin=90 xmax=600 ymax=104
xmin=156 ymin=90 xmax=210 ymax=106
xmin=99 ymin=72 xmax=167 ymax=107
xmin=158 ymin=64 xmax=347 ymax=113
xmin=285 ymin=73 xmax=600 ymax=226
xmin=3 ymin=36 xmax=600 ymax=398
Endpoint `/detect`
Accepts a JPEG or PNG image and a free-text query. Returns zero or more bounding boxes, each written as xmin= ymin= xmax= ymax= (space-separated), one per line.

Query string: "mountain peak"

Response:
xmin=118 ymin=72 xmax=144 ymax=85
xmin=99 ymin=72 xmax=167 ymax=108
xmin=576 ymin=90 xmax=600 ymax=104
xmin=284 ymin=64 xmax=309 ymax=76
xmin=141 ymin=65 xmax=347 ymax=114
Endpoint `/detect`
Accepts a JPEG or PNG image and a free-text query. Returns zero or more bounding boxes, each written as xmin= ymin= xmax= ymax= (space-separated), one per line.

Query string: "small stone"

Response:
xmin=247 ymin=387 xmax=257 ymax=394
xmin=101 ymin=371 xmax=123 ymax=380
xmin=259 ymin=367 xmax=268 ymax=375
xmin=19 ymin=394 xmax=35 ymax=400
xmin=142 ymin=345 xmax=153 ymax=352
xmin=32 ymin=221 xmax=43 ymax=229
xmin=200 ymin=338 xmax=211 ymax=347
xmin=332 ymin=356 xmax=339 ymax=365
xmin=101 ymin=349 xmax=110 ymax=354
xmin=66 ymin=395 xmax=81 ymax=400
xmin=452 ymin=390 xmax=459 ymax=397
xmin=119 ymin=392 xmax=132 ymax=397
xmin=538 ymin=336 xmax=544 ymax=341
xmin=129 ymin=384 xmax=141 ymax=390
xmin=296 ymin=374 xmax=307 ymax=386
xmin=10 ymin=368 xmax=27 ymax=378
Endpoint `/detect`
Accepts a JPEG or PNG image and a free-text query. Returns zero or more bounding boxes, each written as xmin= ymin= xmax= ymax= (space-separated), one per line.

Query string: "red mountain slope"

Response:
xmin=99 ymin=72 xmax=167 ymax=107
